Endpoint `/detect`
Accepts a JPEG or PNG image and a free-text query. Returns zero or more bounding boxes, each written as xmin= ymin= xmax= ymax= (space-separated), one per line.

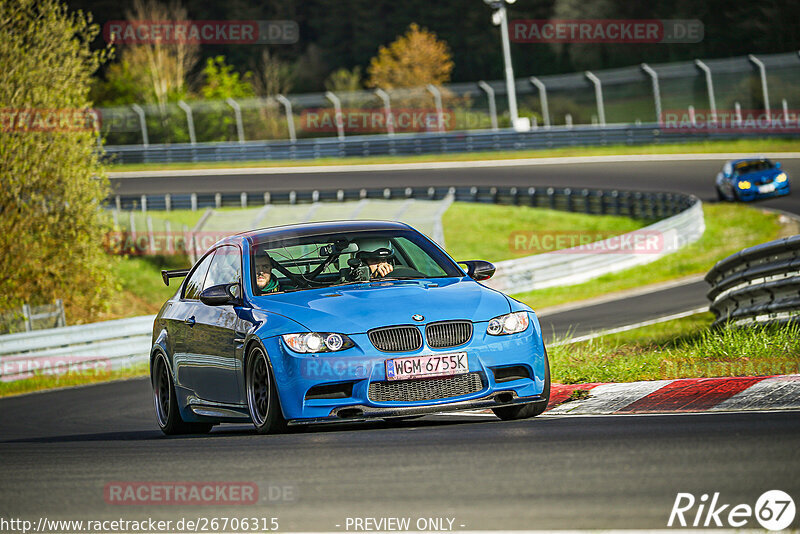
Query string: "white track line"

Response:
xmin=108 ymin=152 xmax=800 ymax=178
xmin=550 ymin=306 xmax=710 ymax=346
xmin=536 ymin=275 xmax=706 ymax=317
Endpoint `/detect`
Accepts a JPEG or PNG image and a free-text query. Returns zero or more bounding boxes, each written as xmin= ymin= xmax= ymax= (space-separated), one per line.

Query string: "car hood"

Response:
xmin=251 ymin=277 xmax=511 ymax=334
xmin=738 ymin=169 xmax=782 ymax=184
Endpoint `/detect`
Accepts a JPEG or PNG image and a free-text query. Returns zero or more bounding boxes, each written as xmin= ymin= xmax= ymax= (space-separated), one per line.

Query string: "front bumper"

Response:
xmin=286 ymin=391 xmax=547 ymax=426
xmin=263 ymin=315 xmax=547 ymax=421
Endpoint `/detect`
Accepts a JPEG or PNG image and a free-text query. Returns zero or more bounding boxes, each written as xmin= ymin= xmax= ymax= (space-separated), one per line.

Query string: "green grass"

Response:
xmin=105 ymin=255 xmax=186 ymax=319
xmin=0 ymin=363 xmax=149 ymax=398
xmin=108 ymin=138 xmax=800 ymax=172
xmin=548 ymin=313 xmax=800 ymax=384
xmin=442 ymin=202 xmax=648 ymax=262
xmin=514 ymin=203 xmax=783 ymax=310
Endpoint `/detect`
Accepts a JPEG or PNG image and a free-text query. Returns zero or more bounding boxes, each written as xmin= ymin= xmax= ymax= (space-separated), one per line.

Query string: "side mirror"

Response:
xmin=776 ymin=162 xmax=782 ymax=169
xmin=459 ymin=260 xmax=496 ymax=281
xmin=200 ymin=284 xmax=241 ymax=306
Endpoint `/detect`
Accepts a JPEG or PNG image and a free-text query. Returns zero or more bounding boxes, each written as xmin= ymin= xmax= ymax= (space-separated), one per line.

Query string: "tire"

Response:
xmin=152 ymin=353 xmax=213 ymax=435
xmin=716 ymin=186 xmax=725 ymax=201
xmin=492 ymin=348 xmax=551 ymax=421
xmin=246 ymin=345 xmax=286 ymax=434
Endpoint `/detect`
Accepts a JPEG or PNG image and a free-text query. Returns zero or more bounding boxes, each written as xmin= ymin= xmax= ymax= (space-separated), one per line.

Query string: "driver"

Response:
xmin=356 ymin=237 xmax=395 ymax=279
xmin=254 ymin=253 xmax=280 ymax=293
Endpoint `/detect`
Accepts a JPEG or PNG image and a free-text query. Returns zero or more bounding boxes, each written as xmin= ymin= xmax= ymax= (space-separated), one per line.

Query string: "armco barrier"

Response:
xmin=705 ymin=235 xmax=800 ymax=327
xmin=101 ymin=124 xmax=795 ymax=165
xmin=0 ymin=315 xmax=154 ymax=382
xmin=485 ymin=196 xmax=704 ymax=293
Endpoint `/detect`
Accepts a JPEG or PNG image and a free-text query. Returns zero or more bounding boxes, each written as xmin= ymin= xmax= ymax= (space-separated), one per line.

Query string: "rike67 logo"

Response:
xmin=668 ymin=490 xmax=796 ymax=530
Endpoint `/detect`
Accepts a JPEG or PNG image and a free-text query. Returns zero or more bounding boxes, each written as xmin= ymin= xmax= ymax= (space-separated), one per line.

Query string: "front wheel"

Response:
xmin=246 ymin=345 xmax=286 ymax=434
xmin=492 ymin=348 xmax=551 ymax=421
xmin=152 ymin=353 xmax=213 ymax=435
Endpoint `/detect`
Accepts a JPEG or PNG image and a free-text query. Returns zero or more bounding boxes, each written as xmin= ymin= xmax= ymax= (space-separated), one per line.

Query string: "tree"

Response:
xmin=366 ymin=23 xmax=454 ymax=89
xmin=325 ymin=67 xmax=363 ymax=95
xmin=0 ymin=0 xmax=114 ymax=322
xmin=200 ymin=56 xmax=255 ymax=100
xmin=253 ymin=50 xmax=294 ymax=97
xmin=118 ymin=0 xmax=199 ymax=111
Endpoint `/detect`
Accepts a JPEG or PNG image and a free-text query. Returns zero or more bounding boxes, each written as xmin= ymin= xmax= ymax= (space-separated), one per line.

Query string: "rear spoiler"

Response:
xmin=161 ymin=269 xmax=190 ymax=286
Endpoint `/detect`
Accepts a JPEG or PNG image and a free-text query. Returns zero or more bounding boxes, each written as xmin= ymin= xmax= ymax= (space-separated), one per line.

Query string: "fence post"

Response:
xmin=374 ymin=88 xmax=395 ymax=136
xmin=21 ymin=304 xmax=32 ymax=332
xmin=191 ymin=193 xmax=198 ymax=212
xmin=147 ymin=216 xmax=155 ymax=254
xmin=640 ymin=63 xmax=662 ymax=124
xmin=585 ymin=71 xmax=606 ymax=126
xmin=56 ymin=298 xmax=66 ymax=327
xmin=177 ymin=100 xmax=196 ymax=145
xmin=141 ymin=195 xmax=147 ymax=214
xmin=130 ymin=104 xmax=149 ymax=147
xmin=241 ymin=192 xmax=248 ymax=209
xmin=226 ymin=98 xmax=245 ymax=143
xmin=529 ymin=77 xmax=550 ymax=128
xmin=426 ymin=84 xmax=446 ymax=133
xmin=215 ymin=193 xmax=222 ymax=208
xmin=164 ymin=193 xmax=171 ymax=212
xmin=478 ymin=81 xmax=498 ymax=131
xmin=129 ymin=211 xmax=136 ymax=242
xmin=748 ymin=54 xmax=771 ymax=120
xmin=325 ymin=91 xmax=345 ymax=141
xmin=165 ymin=220 xmax=173 ymax=255
xmin=276 ymin=95 xmax=296 ymax=142
xmin=694 ymin=59 xmax=717 ymax=121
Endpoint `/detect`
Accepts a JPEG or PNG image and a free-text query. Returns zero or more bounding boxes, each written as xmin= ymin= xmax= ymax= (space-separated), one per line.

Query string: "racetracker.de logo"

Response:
xmin=102 ymin=20 xmax=298 ymax=45
xmin=509 ymin=230 xmax=665 ymax=254
xmin=510 ymin=19 xmax=703 ymax=43
xmin=300 ymin=108 xmax=454 ymax=134
xmin=662 ymin=109 xmax=800 ymax=133
xmin=104 ymin=482 xmax=258 ymax=505
xmin=1 ymin=108 xmax=100 ymax=133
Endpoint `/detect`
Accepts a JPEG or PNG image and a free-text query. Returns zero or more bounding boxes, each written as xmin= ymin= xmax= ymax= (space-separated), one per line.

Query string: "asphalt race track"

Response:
xmin=1 ymin=379 xmax=799 ymax=530
xmin=1 ymin=156 xmax=798 ymax=530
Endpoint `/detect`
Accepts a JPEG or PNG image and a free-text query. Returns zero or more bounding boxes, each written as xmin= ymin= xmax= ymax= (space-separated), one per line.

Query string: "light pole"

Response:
xmin=484 ymin=0 xmax=529 ymax=131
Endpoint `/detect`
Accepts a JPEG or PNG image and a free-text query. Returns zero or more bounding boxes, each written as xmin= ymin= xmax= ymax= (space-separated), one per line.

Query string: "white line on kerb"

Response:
xmin=108 ymin=152 xmax=800 ymax=178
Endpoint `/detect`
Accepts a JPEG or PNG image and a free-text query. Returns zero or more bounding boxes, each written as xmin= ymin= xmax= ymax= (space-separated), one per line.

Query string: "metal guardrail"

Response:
xmin=705 ymin=235 xmax=800 ymax=327
xmin=485 ymin=193 xmax=704 ymax=293
xmin=0 ymin=315 xmax=154 ymax=381
xmin=101 ymin=124 xmax=796 ymax=165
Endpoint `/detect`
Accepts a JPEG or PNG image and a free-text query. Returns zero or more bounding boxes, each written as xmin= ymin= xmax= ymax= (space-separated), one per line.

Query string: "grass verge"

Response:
xmin=513 ymin=203 xmax=783 ymax=310
xmin=548 ymin=313 xmax=800 ymax=384
xmin=0 ymin=363 xmax=149 ymax=398
xmin=108 ymin=138 xmax=800 ymax=172
xmin=442 ymin=202 xmax=648 ymax=262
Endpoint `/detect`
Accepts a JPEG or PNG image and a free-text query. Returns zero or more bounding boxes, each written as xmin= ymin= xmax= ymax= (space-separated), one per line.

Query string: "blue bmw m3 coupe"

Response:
xmin=151 ymin=220 xmax=550 ymax=435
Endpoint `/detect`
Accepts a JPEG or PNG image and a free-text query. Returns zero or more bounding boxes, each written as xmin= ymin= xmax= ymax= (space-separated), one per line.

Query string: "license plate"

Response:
xmin=385 ymin=352 xmax=468 ymax=381
xmin=759 ymin=184 xmax=775 ymax=193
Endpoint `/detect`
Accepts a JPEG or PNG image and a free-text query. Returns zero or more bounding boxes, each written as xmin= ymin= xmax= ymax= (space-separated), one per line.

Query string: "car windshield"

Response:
xmin=734 ymin=160 xmax=773 ymax=175
xmin=250 ymin=229 xmax=463 ymax=295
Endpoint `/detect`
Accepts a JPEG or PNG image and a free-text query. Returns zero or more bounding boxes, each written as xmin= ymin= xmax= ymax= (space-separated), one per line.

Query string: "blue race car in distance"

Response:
xmin=715 ymin=157 xmax=790 ymax=201
xmin=152 ymin=220 xmax=550 ymax=435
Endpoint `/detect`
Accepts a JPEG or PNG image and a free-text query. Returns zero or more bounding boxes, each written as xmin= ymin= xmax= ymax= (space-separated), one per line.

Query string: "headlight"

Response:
xmin=282 ymin=332 xmax=354 ymax=353
xmin=776 ymin=172 xmax=787 ymax=183
xmin=487 ymin=311 xmax=529 ymax=335
xmin=738 ymin=181 xmax=752 ymax=190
